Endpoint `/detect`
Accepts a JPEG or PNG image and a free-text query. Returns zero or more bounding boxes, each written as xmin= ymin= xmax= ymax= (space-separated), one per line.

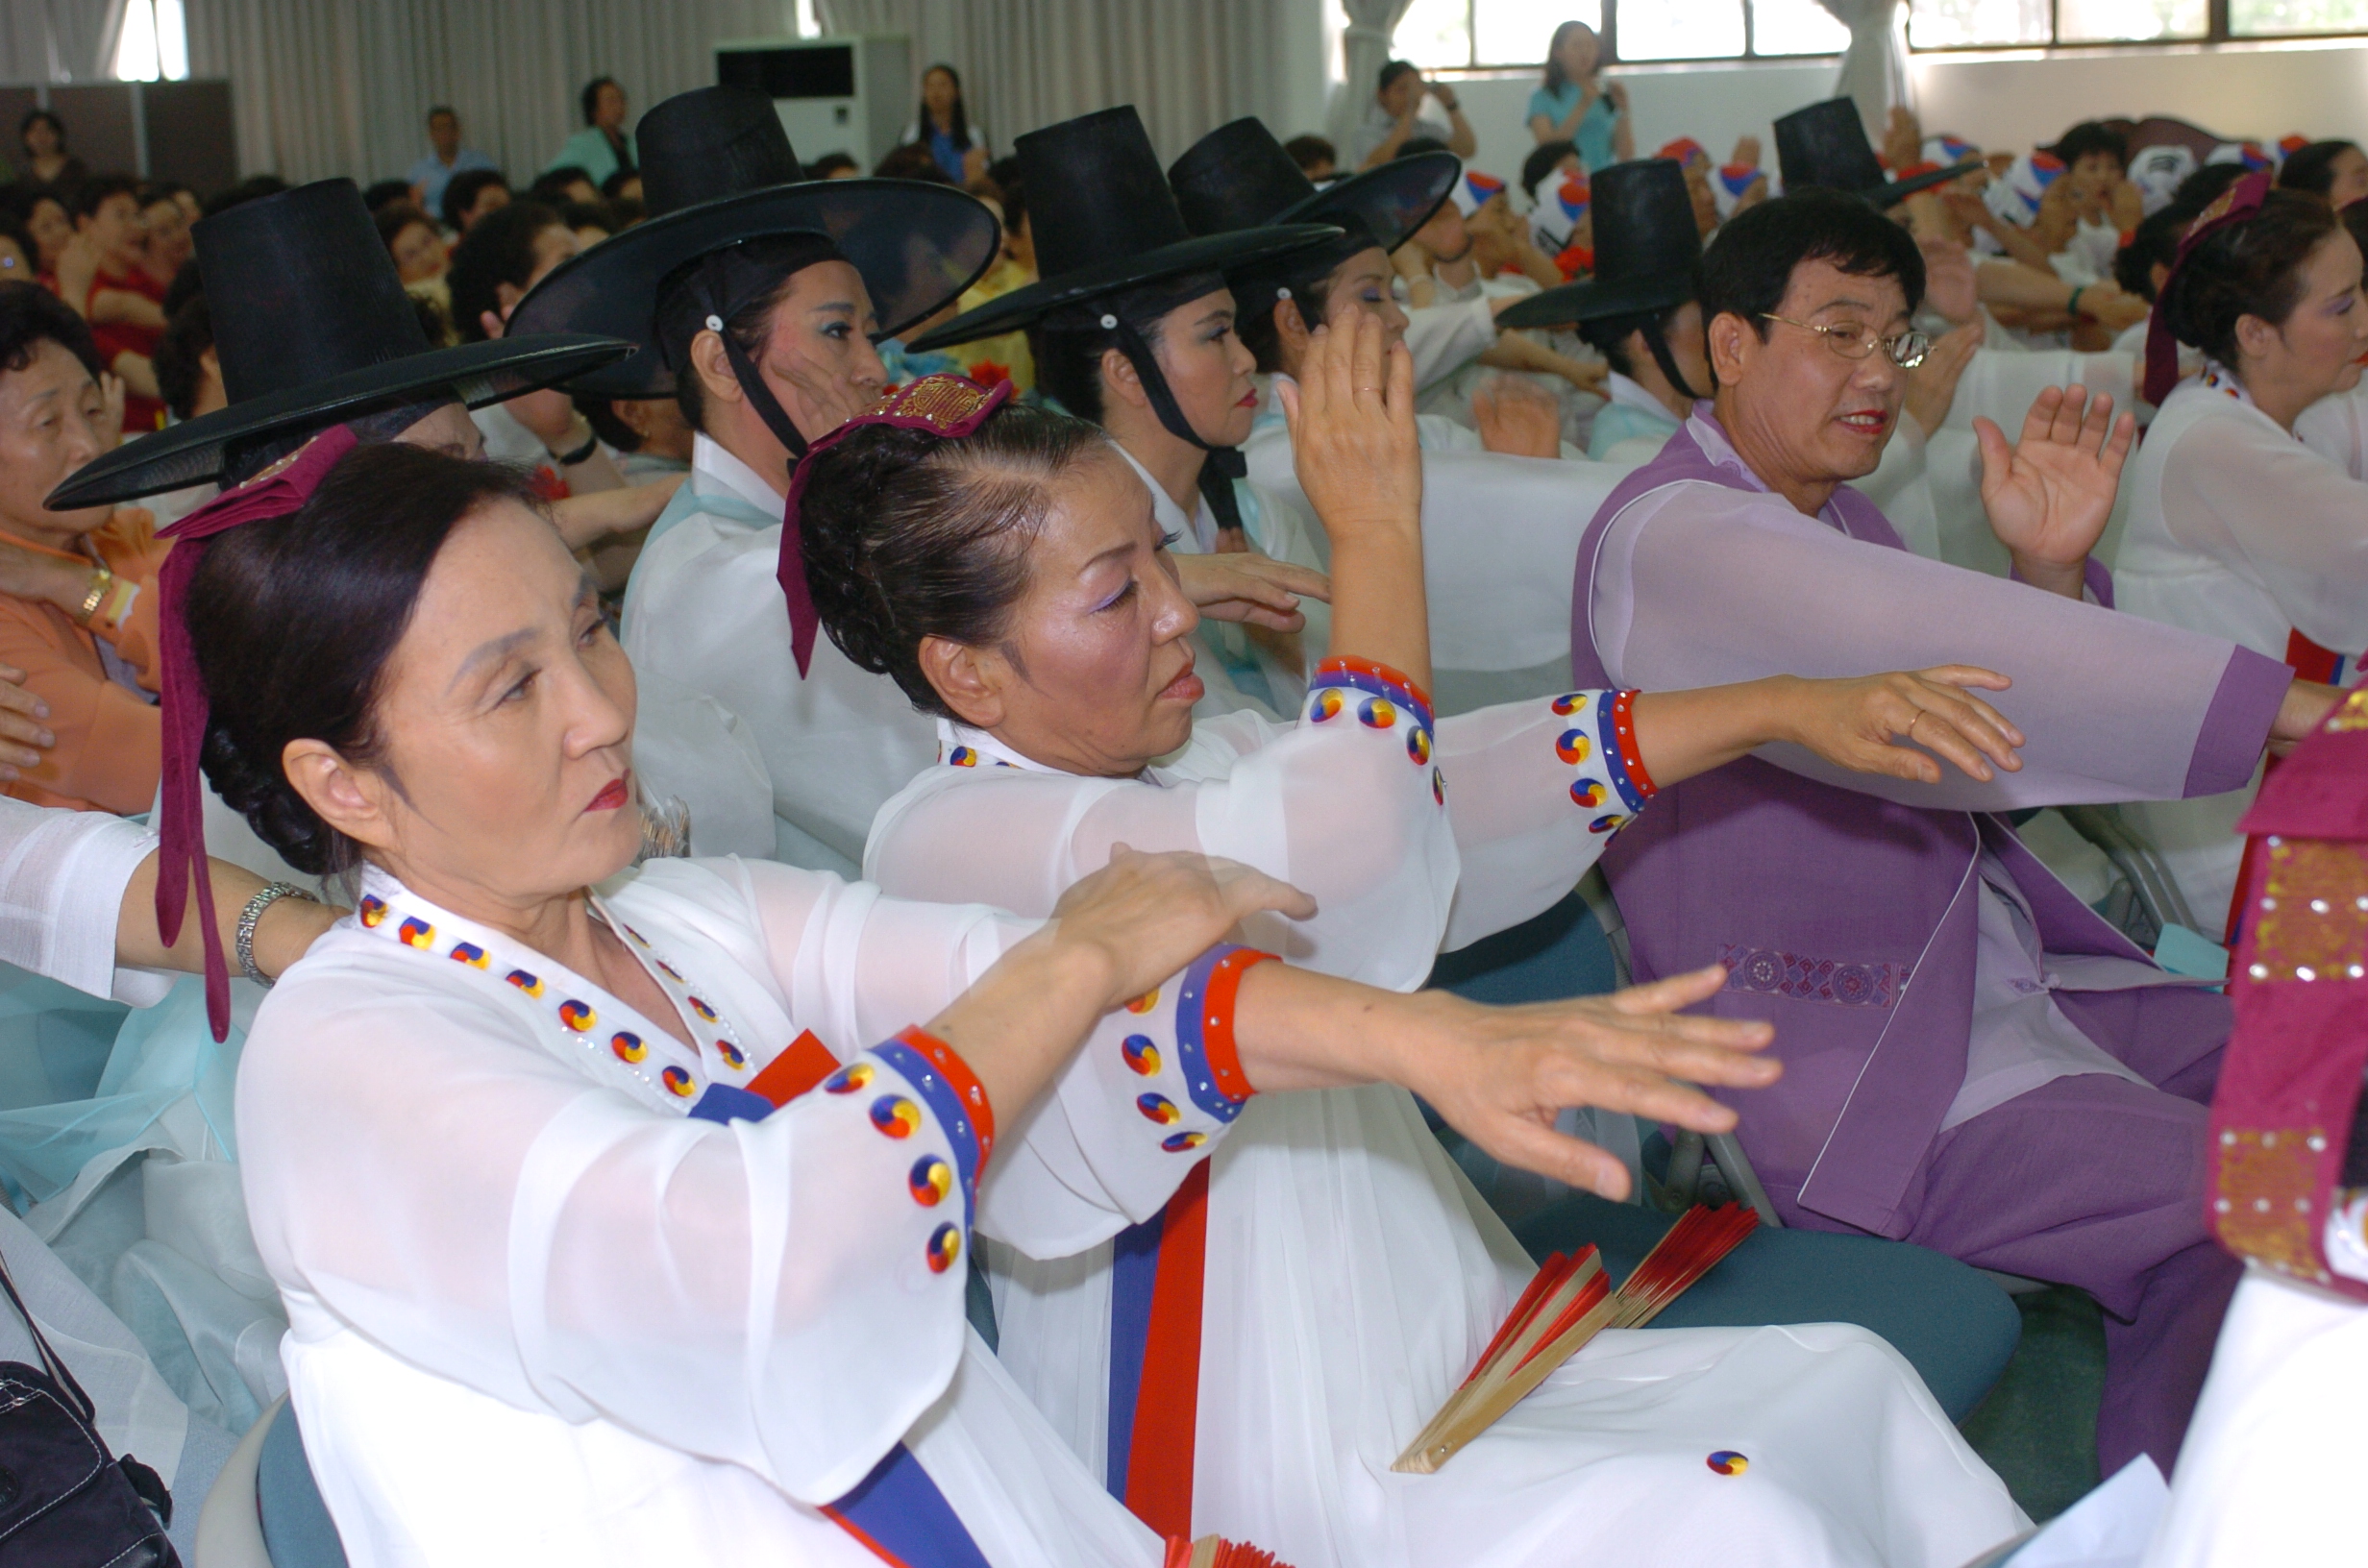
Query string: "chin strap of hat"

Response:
xmin=1107 ymin=313 xmax=1250 ymax=548
xmin=696 ymin=253 xmax=810 ymax=463
xmin=1640 ymin=317 xmax=1702 ymax=405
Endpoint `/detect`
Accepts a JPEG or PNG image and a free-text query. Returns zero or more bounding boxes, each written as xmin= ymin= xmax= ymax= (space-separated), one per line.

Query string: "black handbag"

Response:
xmin=0 ymin=1254 xmax=177 ymax=1567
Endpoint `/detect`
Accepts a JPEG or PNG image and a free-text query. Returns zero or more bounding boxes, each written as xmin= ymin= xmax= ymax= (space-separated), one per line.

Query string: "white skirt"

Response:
xmin=990 ymin=1083 xmax=2029 ymax=1568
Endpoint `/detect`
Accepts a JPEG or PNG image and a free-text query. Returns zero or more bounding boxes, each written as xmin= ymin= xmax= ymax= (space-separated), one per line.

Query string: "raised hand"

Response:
xmin=1914 ymin=233 xmax=1980 ymax=327
xmin=1976 ymin=384 xmax=2134 ymax=599
xmin=1399 ymin=966 xmax=1779 ymax=1200
xmin=1473 ymin=374 xmax=1563 ymax=458
xmin=1775 ymin=667 xmax=2025 ymax=785
xmin=1048 ymin=845 xmax=1316 ymax=1015
xmin=1276 ymin=308 xmax=1421 ymax=553
xmin=1172 ymin=550 xmax=1329 ymax=632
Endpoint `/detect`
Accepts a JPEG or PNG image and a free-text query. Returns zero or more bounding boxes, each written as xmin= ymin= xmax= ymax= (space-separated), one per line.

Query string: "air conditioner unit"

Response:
xmin=715 ymin=35 xmax=912 ymax=174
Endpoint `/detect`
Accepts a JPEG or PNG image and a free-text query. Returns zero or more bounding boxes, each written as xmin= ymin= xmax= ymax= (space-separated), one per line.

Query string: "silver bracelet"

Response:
xmin=236 ymin=881 xmax=318 ymax=986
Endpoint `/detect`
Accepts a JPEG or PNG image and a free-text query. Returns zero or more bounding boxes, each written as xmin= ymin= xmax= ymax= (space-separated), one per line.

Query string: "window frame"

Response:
xmin=1405 ymin=0 xmax=2368 ymax=71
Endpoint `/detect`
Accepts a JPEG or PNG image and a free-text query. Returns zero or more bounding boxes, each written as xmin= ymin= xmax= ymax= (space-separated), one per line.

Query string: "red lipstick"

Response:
xmin=588 ymin=775 xmax=629 ymax=812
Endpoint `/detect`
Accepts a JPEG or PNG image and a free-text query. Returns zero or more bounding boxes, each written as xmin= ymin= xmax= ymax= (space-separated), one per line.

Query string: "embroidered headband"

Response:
xmin=153 ymin=423 xmax=360 ymax=1040
xmin=2145 ymin=169 xmax=2273 ymax=406
xmin=776 ymin=373 xmax=1017 ymax=675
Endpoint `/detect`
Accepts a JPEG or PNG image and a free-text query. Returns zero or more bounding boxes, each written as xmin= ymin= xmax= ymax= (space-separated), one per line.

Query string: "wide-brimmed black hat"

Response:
xmin=1496 ymin=159 xmax=1703 ymax=331
xmin=506 ymin=86 xmax=1001 ymax=398
xmin=1774 ymin=98 xmax=1981 ymax=208
xmin=1168 ymin=117 xmax=1457 ymax=258
xmin=907 ymin=107 xmax=1339 ymax=352
xmin=48 ymin=180 xmax=631 ymax=509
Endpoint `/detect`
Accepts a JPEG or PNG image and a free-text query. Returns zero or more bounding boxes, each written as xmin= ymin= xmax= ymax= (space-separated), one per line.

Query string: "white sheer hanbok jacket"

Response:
xmin=237 ymin=854 xmax=1270 ymax=1568
xmin=866 ymin=663 xmax=2027 ymax=1568
xmin=2116 ymin=369 xmax=2368 ymax=924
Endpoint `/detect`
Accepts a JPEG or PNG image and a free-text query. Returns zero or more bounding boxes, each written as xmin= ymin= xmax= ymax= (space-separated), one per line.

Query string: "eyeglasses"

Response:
xmin=1760 ymin=313 xmax=1930 ymax=369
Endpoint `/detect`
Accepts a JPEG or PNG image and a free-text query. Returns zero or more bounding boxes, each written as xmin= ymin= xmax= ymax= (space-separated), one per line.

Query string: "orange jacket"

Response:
xmin=0 ymin=509 xmax=167 ymax=815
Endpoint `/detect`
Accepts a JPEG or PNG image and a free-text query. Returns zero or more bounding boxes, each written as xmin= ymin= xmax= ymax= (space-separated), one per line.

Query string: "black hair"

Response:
xmin=447 ymin=200 xmax=561 ymax=344
xmin=1395 ymin=135 xmax=1450 ymax=160
xmin=802 ymin=401 xmax=1110 ymax=715
xmin=2113 ymin=207 xmax=2187 ymax=302
xmin=994 ymin=172 xmax=1025 ymax=237
xmin=202 ymin=176 xmax=286 ymax=220
xmin=530 ymin=166 xmax=596 ymax=205
xmin=375 ymin=201 xmax=438 ymax=255
xmin=1542 ymin=20 xmax=1598 ymax=94
xmin=1231 ymin=233 xmax=1378 ymax=373
xmin=654 ymin=232 xmax=843 ymax=431
xmin=2053 ymin=121 xmax=2129 ymax=172
xmin=1378 ymin=60 xmax=1418 ymax=94
xmin=915 ymin=63 xmax=972 ymax=153
xmin=17 ymin=110 xmax=62 ymax=151
xmin=1025 ymin=271 xmax=1224 ymax=427
xmin=806 ymin=152 xmax=860 ymax=180
xmin=2278 ymin=140 xmax=2362 ymax=200
xmin=153 ymin=294 xmax=212 ymax=421
xmin=70 ymin=174 xmax=138 ymax=221
xmin=2168 ymin=160 xmax=2249 ymax=216
xmin=440 ymin=168 xmax=509 ymax=230
xmin=578 ymin=393 xmax=642 ymax=452
xmin=1283 ymin=135 xmax=1335 ymax=176
xmin=361 ymin=179 xmax=414 ymax=212
xmin=558 ymin=200 xmax=613 ymax=236
xmin=0 ymin=281 xmax=103 ymax=383
xmin=1523 ymin=139 xmax=1580 ymax=196
xmin=875 ymin=143 xmax=956 ymax=184
xmin=426 ymin=105 xmax=456 ymax=127
xmin=599 ymin=166 xmax=641 ymax=199
xmin=580 ymin=76 xmax=622 ymax=128
xmin=1698 ymin=190 xmax=1926 ymax=357
xmin=2159 ymin=187 xmax=2341 ymax=370
xmin=189 ymin=444 xmax=546 ymax=876
xmin=2345 ymin=196 xmax=2368 ymax=257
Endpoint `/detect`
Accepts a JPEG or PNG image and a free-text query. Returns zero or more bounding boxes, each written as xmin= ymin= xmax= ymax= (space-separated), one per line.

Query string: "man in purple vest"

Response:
xmin=1568 ymin=189 xmax=2338 ymax=1474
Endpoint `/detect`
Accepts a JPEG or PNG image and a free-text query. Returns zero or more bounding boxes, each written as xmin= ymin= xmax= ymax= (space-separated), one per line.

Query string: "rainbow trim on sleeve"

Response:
xmin=1172 ymin=945 xmax=1273 ymax=1122
xmin=875 ymin=1028 xmax=995 ymax=1225
xmin=1305 ymin=656 xmax=1436 ymax=738
xmin=1601 ymin=689 xmax=1656 ymax=809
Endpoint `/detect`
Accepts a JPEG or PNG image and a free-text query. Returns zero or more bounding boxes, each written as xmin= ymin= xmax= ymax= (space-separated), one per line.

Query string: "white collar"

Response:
xmin=692 ymin=431 xmax=787 ymax=517
xmin=935 ymin=717 xmax=1158 ymax=784
xmin=1109 ymin=439 xmax=1218 ymax=554
xmin=1605 ymin=371 xmax=1676 ymax=418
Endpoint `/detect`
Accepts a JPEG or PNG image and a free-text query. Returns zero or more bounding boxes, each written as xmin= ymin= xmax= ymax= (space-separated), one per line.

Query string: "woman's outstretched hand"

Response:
xmin=1277 ymin=307 xmax=1421 ymax=553
xmin=1775 ymin=666 xmax=2025 ymax=784
xmin=1047 ymin=845 xmax=1316 ymax=1015
xmin=1172 ymin=550 xmax=1329 ymax=632
xmin=1389 ymin=965 xmax=1777 ymax=1201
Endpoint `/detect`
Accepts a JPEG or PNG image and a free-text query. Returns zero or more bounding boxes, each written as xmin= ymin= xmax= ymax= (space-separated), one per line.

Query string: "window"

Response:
xmin=1394 ymin=0 xmax=1847 ymax=69
xmin=111 ymin=0 xmax=187 ymax=82
xmin=1907 ymin=0 xmax=2368 ymax=46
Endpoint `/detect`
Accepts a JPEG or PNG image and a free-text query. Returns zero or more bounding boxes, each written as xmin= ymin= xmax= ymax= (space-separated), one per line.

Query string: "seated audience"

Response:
xmin=137 ymin=184 xmax=193 ymax=285
xmin=0 ymin=284 xmax=163 ymax=813
xmin=65 ymin=176 xmax=167 ymax=430
xmin=439 ymin=167 xmax=509 ymax=233
xmin=530 ymin=165 xmax=601 ymax=208
xmin=0 ymin=209 xmax=34 ymax=282
xmin=1283 ymin=132 xmax=1335 ymax=178
xmin=376 ymin=200 xmax=449 ymax=289
xmin=577 ymin=390 xmax=693 ymax=482
xmin=2274 ymin=137 xmax=2368 ymax=208
xmin=406 ymin=106 xmax=496 ymax=219
xmin=12 ymin=190 xmax=70 ymax=284
xmin=15 ymin=110 xmax=83 ymax=193
xmin=1350 ymin=60 xmax=1476 ymax=171
xmin=804 ymin=152 xmax=859 ymax=180
xmin=599 ymin=166 xmax=642 ymax=205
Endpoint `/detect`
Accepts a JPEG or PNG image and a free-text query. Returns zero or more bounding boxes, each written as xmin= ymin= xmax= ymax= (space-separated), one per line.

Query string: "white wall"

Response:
xmin=1355 ymin=40 xmax=2368 ymax=191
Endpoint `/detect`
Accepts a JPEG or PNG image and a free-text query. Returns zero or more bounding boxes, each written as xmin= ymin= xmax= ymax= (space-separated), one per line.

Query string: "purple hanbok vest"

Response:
xmin=1570 ymin=418 xmax=2231 ymax=1237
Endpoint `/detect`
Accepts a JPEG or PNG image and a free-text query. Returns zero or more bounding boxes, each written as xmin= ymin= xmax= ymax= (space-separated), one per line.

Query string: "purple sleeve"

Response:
xmin=2184 ymin=648 xmax=2292 ymax=798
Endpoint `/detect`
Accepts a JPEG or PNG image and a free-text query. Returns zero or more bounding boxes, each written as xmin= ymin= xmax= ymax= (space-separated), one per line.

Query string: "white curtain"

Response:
xmin=183 ymin=0 xmax=790 ymax=186
xmin=0 ymin=0 xmax=130 ymax=83
xmin=1327 ymin=0 xmax=1414 ymax=145
xmin=815 ymin=0 xmax=1297 ymax=164
xmin=1814 ymin=0 xmax=1912 ymax=138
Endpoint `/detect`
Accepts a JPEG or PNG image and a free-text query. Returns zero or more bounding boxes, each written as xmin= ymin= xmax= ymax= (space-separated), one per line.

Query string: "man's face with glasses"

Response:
xmin=1713 ymin=257 xmax=1917 ymax=491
